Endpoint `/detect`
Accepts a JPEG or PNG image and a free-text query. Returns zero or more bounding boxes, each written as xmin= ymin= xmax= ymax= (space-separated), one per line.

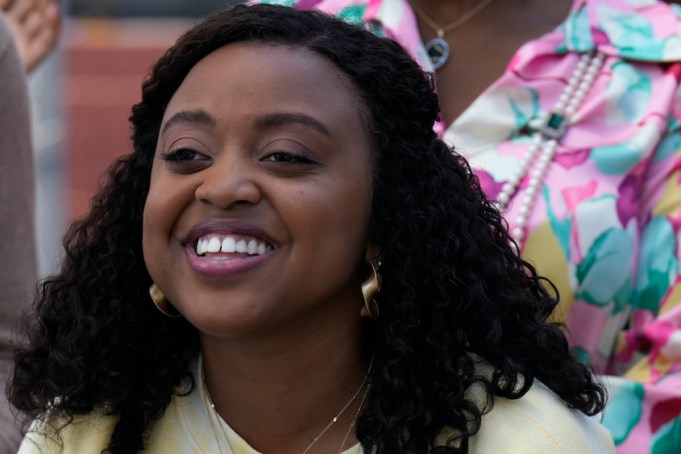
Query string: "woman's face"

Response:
xmin=142 ymin=43 xmax=375 ymax=340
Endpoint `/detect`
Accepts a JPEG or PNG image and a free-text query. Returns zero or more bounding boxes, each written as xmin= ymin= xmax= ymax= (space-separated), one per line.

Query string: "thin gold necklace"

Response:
xmin=301 ymin=358 xmax=374 ymax=454
xmin=336 ymin=382 xmax=372 ymax=453
xmin=201 ymin=357 xmax=374 ymax=454
xmin=409 ymin=0 xmax=495 ymax=70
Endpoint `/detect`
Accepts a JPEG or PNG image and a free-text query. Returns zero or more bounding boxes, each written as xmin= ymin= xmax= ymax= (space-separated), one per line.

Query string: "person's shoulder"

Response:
xmin=585 ymin=0 xmax=681 ymax=62
xmin=17 ymin=410 xmax=117 ymax=454
xmin=17 ymin=389 xmax=200 ymax=454
xmin=469 ymin=379 xmax=615 ymax=453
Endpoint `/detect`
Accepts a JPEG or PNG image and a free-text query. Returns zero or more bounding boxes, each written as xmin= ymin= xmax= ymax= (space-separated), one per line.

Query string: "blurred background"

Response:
xmin=32 ymin=0 xmax=242 ymax=274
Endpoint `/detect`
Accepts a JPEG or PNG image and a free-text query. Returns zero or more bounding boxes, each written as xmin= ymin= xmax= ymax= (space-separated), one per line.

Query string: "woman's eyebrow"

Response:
xmin=254 ymin=112 xmax=331 ymax=137
xmin=161 ymin=109 xmax=216 ymax=135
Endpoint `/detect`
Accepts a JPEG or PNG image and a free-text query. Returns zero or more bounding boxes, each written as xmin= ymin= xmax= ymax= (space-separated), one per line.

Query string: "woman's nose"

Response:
xmin=194 ymin=154 xmax=262 ymax=209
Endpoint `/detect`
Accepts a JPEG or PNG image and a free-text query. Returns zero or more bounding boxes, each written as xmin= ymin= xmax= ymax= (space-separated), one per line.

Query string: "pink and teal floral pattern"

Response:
xmin=256 ymin=0 xmax=681 ymax=451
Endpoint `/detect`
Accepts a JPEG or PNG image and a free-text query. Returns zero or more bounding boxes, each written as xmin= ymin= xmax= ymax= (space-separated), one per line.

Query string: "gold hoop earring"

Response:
xmin=149 ymin=283 xmax=181 ymax=318
xmin=360 ymin=259 xmax=382 ymax=319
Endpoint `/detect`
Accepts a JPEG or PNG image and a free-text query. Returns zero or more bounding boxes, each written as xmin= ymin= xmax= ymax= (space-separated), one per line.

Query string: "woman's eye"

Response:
xmin=161 ymin=148 xmax=207 ymax=162
xmin=159 ymin=147 xmax=211 ymax=174
xmin=262 ymin=151 xmax=315 ymax=165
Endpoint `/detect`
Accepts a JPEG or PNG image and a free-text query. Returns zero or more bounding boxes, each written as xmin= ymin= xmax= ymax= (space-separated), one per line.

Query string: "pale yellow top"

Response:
xmin=18 ymin=359 xmax=615 ymax=453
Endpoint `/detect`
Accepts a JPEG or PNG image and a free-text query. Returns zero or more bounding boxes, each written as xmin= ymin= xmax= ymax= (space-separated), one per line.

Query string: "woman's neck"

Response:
xmin=409 ymin=0 xmax=574 ymax=124
xmin=200 ymin=315 xmax=369 ymax=453
xmin=409 ymin=0 xmax=572 ymax=25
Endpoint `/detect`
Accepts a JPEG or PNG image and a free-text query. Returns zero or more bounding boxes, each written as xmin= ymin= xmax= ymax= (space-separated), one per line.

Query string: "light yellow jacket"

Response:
xmin=18 ymin=360 xmax=615 ymax=453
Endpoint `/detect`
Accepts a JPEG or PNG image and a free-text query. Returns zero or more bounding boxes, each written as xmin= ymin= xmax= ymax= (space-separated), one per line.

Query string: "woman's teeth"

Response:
xmin=195 ymin=235 xmax=273 ymax=256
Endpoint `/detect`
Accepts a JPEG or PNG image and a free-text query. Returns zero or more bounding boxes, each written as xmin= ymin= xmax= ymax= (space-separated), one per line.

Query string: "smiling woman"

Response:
xmin=10 ymin=4 xmax=614 ymax=454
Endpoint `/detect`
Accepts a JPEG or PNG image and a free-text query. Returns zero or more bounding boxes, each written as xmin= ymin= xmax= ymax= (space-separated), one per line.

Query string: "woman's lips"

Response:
xmin=182 ymin=220 xmax=277 ymax=277
xmin=185 ymin=244 xmax=273 ymax=277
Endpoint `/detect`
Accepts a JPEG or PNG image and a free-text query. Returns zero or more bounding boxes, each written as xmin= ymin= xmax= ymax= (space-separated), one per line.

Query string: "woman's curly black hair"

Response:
xmin=10 ymin=4 xmax=606 ymax=453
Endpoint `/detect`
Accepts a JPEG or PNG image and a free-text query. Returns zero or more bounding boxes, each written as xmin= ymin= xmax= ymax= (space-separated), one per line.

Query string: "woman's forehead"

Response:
xmin=160 ymin=43 xmax=370 ymax=140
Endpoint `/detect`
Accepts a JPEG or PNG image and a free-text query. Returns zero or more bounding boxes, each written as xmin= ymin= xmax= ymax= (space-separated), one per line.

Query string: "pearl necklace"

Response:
xmin=496 ymin=51 xmax=605 ymax=244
